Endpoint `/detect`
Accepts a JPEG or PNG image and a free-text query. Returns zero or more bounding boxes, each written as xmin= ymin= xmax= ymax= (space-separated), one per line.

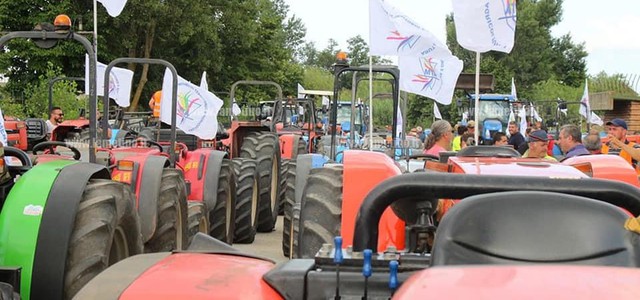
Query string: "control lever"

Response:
xmin=334 ymin=236 xmax=343 ymax=300
xmin=388 ymin=260 xmax=398 ymax=299
xmin=362 ymin=249 xmax=372 ymax=300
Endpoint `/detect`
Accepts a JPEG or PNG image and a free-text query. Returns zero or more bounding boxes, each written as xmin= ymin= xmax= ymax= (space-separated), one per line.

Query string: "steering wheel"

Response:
xmin=124 ymin=138 xmax=164 ymax=153
xmin=409 ymin=153 xmax=441 ymax=162
xmin=4 ymin=146 xmax=33 ymax=173
xmin=32 ymin=141 xmax=82 ymax=160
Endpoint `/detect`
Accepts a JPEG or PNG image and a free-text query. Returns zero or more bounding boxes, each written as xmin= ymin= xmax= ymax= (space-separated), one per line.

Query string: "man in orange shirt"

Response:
xmin=148 ymin=90 xmax=162 ymax=118
xmin=601 ymin=118 xmax=640 ymax=170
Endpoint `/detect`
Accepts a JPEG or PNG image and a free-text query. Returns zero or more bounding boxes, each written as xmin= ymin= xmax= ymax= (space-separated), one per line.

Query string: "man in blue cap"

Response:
xmin=602 ymin=118 xmax=640 ymax=169
xmin=522 ymin=130 xmax=556 ymax=161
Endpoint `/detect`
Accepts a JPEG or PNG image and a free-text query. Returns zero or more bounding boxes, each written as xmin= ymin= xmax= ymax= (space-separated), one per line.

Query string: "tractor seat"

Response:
xmin=431 ymin=191 xmax=640 ymax=267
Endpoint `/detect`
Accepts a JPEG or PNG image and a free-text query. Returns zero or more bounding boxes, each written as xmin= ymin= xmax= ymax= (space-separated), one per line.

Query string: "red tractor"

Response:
xmin=73 ymin=172 xmax=640 ymax=299
xmin=97 ymin=57 xmax=243 ymax=247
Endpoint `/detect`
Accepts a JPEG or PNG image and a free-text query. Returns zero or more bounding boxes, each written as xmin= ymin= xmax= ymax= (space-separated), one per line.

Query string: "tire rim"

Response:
xmin=270 ymin=153 xmax=278 ymax=214
xmin=108 ymin=226 xmax=129 ymax=266
xmin=199 ymin=207 xmax=209 ymax=233
xmin=251 ymin=176 xmax=259 ymax=226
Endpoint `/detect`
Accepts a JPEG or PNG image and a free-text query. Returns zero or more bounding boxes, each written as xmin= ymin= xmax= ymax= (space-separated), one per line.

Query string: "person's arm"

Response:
xmin=609 ymin=135 xmax=640 ymax=161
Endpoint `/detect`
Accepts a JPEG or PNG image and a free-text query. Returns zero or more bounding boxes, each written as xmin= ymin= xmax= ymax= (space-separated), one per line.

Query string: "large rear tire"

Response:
xmin=298 ymin=166 xmax=343 ymax=258
xmin=277 ymin=159 xmax=289 ymax=215
xmin=282 ymin=159 xmax=297 ymax=257
xmin=209 ymin=158 xmax=236 ymax=244
xmin=144 ymin=168 xmax=189 ymax=252
xmin=232 ymin=158 xmax=260 ymax=244
xmin=64 ymin=179 xmax=143 ymax=299
xmin=187 ymin=201 xmax=209 ymax=246
xmin=240 ymin=132 xmax=281 ymax=232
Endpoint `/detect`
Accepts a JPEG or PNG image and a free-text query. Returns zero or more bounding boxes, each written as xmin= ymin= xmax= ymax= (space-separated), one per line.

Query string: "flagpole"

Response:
xmin=368 ymin=55 xmax=373 ymax=151
xmin=473 ymin=51 xmax=480 ymax=146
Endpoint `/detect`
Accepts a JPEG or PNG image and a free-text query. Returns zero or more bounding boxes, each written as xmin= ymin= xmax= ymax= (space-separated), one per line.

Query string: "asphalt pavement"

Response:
xmin=234 ymin=216 xmax=288 ymax=264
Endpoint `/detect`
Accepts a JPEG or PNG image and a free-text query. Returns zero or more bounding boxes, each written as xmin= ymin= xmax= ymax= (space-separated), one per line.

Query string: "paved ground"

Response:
xmin=234 ymin=215 xmax=288 ymax=264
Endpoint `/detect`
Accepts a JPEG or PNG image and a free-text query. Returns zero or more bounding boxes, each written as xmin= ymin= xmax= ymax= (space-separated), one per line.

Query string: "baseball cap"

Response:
xmin=527 ymin=130 xmax=549 ymax=143
xmin=605 ymin=118 xmax=627 ymax=130
xmin=416 ymin=126 xmax=423 ymax=132
xmin=467 ymin=120 xmax=476 ymax=128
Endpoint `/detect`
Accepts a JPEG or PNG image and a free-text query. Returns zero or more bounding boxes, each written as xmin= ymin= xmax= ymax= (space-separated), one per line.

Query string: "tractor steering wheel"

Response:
xmin=32 ymin=141 xmax=82 ymax=160
xmin=4 ymin=146 xmax=33 ymax=173
xmin=124 ymin=138 xmax=164 ymax=153
xmin=408 ymin=153 xmax=441 ymax=162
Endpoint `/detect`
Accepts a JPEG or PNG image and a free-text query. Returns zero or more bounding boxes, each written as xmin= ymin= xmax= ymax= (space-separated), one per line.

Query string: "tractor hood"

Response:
xmin=449 ymin=157 xmax=589 ymax=178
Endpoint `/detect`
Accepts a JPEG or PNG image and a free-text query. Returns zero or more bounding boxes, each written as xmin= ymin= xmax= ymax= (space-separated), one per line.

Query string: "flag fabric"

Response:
xmin=589 ymin=112 xmax=603 ymax=126
xmin=200 ymin=71 xmax=208 ymax=91
xmin=297 ymin=83 xmax=305 ymax=98
xmin=84 ymin=54 xmax=134 ymax=107
xmin=398 ymin=54 xmax=463 ymax=105
xmin=518 ymin=105 xmax=527 ymax=134
xmin=433 ymin=103 xmax=442 ymax=120
xmin=97 ymin=0 xmax=128 ymax=17
xmin=511 ymin=77 xmax=518 ymax=100
xmin=0 ymin=108 xmax=7 ymax=146
xmin=321 ymin=96 xmax=330 ymax=107
xmin=395 ymin=102 xmax=403 ymax=138
xmin=369 ymin=0 xmax=451 ymax=57
xmin=160 ymin=68 xmax=224 ymax=139
xmin=531 ymin=106 xmax=542 ymax=122
xmin=462 ymin=111 xmax=468 ymax=124
xmin=231 ymin=98 xmax=242 ymax=117
xmin=451 ymin=0 xmax=517 ymax=53
xmin=579 ymin=79 xmax=590 ymax=120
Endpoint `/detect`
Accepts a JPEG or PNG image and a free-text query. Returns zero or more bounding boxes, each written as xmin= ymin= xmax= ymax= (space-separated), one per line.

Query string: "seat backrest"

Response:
xmin=431 ymin=191 xmax=640 ymax=267
xmin=456 ymin=145 xmax=520 ymax=157
xmin=140 ymin=128 xmax=199 ymax=150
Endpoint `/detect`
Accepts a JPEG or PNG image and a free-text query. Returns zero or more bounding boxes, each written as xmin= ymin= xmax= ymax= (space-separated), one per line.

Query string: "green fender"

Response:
xmin=0 ymin=159 xmax=111 ymax=300
xmin=0 ymin=160 xmax=74 ymax=298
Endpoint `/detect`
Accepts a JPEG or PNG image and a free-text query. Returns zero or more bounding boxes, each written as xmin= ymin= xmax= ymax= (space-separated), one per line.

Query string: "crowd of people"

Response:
xmin=416 ymin=117 xmax=640 ymax=171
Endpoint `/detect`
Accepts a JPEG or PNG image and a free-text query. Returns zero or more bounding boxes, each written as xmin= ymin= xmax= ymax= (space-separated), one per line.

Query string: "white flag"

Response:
xmin=398 ymin=54 xmax=463 ymax=105
xmin=511 ymin=77 xmax=518 ymax=100
xmin=84 ymin=54 xmax=134 ymax=107
xmin=200 ymin=71 xmax=208 ymax=91
xmin=160 ymin=68 xmax=224 ymax=139
xmin=518 ymin=105 xmax=527 ymax=134
xmin=433 ymin=103 xmax=442 ymax=120
xmin=579 ymin=79 xmax=590 ymax=120
xmin=322 ymin=96 xmax=330 ymax=107
xmin=395 ymin=102 xmax=403 ymax=139
xmin=462 ymin=111 xmax=468 ymax=123
xmin=531 ymin=106 xmax=542 ymax=122
xmin=369 ymin=0 xmax=451 ymax=57
xmin=297 ymin=83 xmax=305 ymax=98
xmin=231 ymin=98 xmax=242 ymax=116
xmin=451 ymin=0 xmax=517 ymax=53
xmin=589 ymin=111 xmax=603 ymax=126
xmin=97 ymin=0 xmax=128 ymax=17
xmin=0 ymin=108 xmax=7 ymax=146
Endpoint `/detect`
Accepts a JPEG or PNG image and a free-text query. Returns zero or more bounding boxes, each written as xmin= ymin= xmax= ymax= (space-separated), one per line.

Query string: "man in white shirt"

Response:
xmin=46 ymin=106 xmax=64 ymax=134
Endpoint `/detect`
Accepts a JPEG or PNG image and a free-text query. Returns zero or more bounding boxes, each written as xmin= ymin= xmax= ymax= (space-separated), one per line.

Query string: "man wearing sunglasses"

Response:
xmin=46 ymin=106 xmax=64 ymax=135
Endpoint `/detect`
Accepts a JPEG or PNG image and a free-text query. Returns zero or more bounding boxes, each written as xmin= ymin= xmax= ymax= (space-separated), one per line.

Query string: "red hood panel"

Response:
xmin=120 ymin=253 xmax=281 ymax=300
xmin=395 ymin=265 xmax=640 ymax=299
xmin=451 ymin=157 xmax=588 ymax=178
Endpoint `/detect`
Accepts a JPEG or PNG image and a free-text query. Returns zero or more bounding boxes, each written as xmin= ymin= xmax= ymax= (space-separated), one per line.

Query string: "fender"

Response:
xmin=201 ymin=150 xmax=227 ymax=211
xmin=342 ymin=150 xmax=403 ymax=252
xmin=278 ymin=134 xmax=298 ymax=160
xmin=0 ymin=160 xmax=110 ymax=300
xmin=294 ymin=154 xmax=328 ymax=205
xmin=137 ymin=155 xmax=169 ymax=243
xmin=182 ymin=149 xmax=226 ymax=203
xmin=562 ymin=154 xmax=640 ymax=188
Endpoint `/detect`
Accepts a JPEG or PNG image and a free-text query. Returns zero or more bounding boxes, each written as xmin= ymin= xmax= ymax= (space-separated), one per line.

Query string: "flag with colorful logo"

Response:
xmin=451 ymin=0 xmax=517 ymax=53
xmin=369 ymin=0 xmax=451 ymax=58
xmin=84 ymin=54 xmax=134 ymax=107
xmin=398 ymin=54 xmax=463 ymax=105
xmin=97 ymin=0 xmax=128 ymax=17
xmin=160 ymin=68 xmax=224 ymax=139
xmin=579 ymin=79 xmax=590 ymax=120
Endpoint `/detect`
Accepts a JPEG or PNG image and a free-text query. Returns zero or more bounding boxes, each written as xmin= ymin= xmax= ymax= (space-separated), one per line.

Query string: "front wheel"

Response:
xmin=64 ymin=179 xmax=143 ymax=299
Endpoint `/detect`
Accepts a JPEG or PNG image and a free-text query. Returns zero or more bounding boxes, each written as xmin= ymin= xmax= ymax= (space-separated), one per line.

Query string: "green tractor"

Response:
xmin=0 ymin=17 xmax=143 ymax=299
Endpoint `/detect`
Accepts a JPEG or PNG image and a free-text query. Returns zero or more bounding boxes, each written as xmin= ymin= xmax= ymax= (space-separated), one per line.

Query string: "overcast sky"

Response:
xmin=283 ymin=0 xmax=640 ymax=79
